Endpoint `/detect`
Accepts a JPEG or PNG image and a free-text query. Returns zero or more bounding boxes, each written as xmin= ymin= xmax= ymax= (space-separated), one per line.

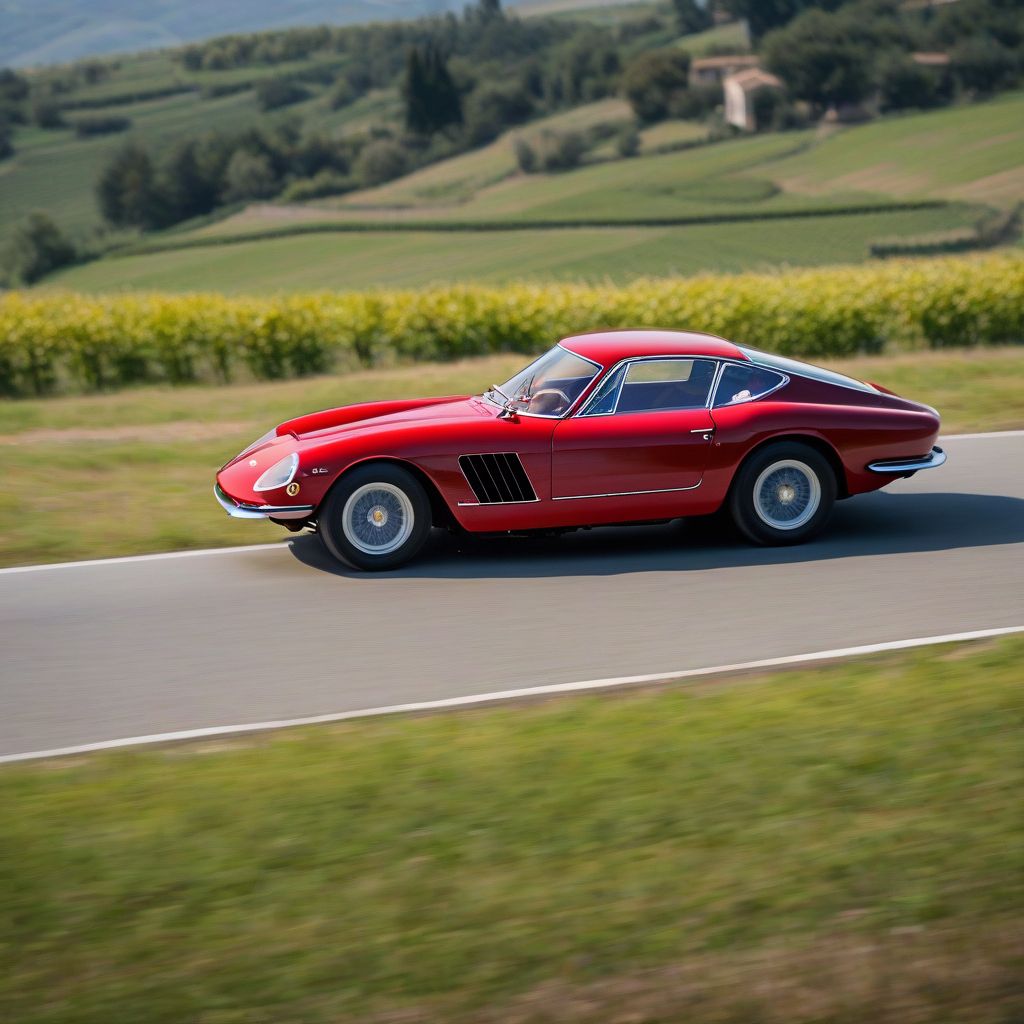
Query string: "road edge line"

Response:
xmin=3 ymin=624 xmax=1022 ymax=765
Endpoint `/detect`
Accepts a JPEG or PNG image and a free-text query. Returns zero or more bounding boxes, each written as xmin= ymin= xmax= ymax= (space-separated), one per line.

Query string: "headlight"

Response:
xmin=254 ymin=453 xmax=299 ymax=492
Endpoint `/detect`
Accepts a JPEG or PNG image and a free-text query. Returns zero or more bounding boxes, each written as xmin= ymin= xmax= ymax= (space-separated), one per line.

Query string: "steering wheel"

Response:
xmin=528 ymin=387 xmax=572 ymax=415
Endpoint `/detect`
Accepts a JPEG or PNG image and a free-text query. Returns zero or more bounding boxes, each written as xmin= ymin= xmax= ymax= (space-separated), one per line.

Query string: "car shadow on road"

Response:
xmin=286 ymin=490 xmax=1024 ymax=579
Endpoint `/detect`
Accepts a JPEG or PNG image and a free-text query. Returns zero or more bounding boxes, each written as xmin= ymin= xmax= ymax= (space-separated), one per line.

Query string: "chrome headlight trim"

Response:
xmin=253 ymin=452 xmax=299 ymax=492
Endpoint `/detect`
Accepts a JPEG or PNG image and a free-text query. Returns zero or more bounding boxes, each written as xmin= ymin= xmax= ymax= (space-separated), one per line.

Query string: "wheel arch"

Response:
xmin=320 ymin=456 xmax=457 ymax=529
xmin=733 ymin=433 xmax=849 ymax=499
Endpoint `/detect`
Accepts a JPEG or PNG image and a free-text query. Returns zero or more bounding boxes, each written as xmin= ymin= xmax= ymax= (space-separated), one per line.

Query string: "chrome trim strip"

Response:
xmin=552 ymin=481 xmax=702 ymax=501
xmin=215 ymin=485 xmax=314 ymax=520
xmin=867 ymin=446 xmax=946 ymax=474
xmin=707 ymin=360 xmax=728 ymax=409
xmin=457 ymin=499 xmax=542 ymax=507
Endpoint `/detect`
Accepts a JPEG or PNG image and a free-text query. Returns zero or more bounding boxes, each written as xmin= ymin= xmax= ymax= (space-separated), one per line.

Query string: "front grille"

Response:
xmin=459 ymin=453 xmax=537 ymax=504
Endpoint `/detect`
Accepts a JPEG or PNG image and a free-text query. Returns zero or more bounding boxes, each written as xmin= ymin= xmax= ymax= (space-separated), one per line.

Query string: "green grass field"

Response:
xmin=1 ymin=347 xmax=1021 ymax=567
xmin=324 ymin=129 xmax=815 ymax=219
xmin=51 ymin=205 xmax=976 ymax=292
xmin=2 ymin=635 xmax=1021 ymax=1023
xmin=763 ymin=91 xmax=1024 ymax=206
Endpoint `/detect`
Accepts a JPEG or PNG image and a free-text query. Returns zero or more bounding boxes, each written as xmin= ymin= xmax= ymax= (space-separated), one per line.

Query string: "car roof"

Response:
xmin=559 ymin=330 xmax=746 ymax=367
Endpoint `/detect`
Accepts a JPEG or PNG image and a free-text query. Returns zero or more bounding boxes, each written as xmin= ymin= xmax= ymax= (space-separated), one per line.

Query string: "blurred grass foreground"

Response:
xmin=2 ymin=636 xmax=1022 ymax=1023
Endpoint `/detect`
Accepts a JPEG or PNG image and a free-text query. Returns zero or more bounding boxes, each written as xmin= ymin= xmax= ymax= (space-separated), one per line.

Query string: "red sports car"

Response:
xmin=215 ymin=330 xmax=944 ymax=570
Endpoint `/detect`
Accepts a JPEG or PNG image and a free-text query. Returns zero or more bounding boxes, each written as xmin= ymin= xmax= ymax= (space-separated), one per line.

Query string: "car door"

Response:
xmin=551 ymin=357 xmax=718 ymax=501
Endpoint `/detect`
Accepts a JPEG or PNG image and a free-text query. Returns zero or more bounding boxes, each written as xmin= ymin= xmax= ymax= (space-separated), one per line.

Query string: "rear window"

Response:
xmin=713 ymin=363 xmax=787 ymax=407
xmin=738 ymin=347 xmax=878 ymax=394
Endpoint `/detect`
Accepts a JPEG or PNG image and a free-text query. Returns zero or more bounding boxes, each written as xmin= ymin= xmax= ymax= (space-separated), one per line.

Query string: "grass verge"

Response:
xmin=1 ymin=347 xmax=1022 ymax=567
xmin=1 ymin=636 xmax=1022 ymax=1023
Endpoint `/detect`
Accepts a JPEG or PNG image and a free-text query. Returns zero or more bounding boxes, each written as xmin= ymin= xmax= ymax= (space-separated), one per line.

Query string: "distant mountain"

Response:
xmin=0 ymin=0 xmax=466 ymax=68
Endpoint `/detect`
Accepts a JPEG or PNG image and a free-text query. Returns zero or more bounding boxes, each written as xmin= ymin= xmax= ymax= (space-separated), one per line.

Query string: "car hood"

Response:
xmin=285 ymin=395 xmax=493 ymax=440
xmin=222 ymin=395 xmax=493 ymax=469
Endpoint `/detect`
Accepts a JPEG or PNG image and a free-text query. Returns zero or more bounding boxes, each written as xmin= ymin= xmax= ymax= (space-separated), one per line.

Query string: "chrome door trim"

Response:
xmin=552 ymin=481 xmax=702 ymax=501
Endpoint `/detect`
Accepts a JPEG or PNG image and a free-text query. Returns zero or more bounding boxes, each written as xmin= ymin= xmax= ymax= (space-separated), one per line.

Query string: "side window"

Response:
xmin=614 ymin=359 xmax=717 ymax=414
xmin=713 ymin=364 xmax=786 ymax=407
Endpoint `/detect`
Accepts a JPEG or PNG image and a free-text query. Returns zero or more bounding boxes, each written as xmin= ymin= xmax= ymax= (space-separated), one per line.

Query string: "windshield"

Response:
xmin=485 ymin=345 xmax=600 ymax=417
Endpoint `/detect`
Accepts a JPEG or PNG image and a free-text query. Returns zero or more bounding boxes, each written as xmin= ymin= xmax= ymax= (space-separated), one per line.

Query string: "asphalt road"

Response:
xmin=2 ymin=432 xmax=1022 ymax=760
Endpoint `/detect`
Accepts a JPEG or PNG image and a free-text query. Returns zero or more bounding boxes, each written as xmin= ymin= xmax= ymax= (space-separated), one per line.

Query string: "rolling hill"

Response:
xmin=52 ymin=93 xmax=1022 ymax=293
xmin=1 ymin=0 xmax=459 ymax=68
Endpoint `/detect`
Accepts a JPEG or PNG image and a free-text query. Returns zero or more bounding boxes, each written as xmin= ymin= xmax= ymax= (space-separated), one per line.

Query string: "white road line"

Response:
xmin=3 ymin=625 xmax=1021 ymax=765
xmin=942 ymin=429 xmax=1024 ymax=440
xmin=0 ymin=429 xmax=1017 ymax=576
xmin=0 ymin=542 xmax=287 ymax=575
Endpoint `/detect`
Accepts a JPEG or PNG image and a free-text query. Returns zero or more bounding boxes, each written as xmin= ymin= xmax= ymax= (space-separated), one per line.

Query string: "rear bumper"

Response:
xmin=867 ymin=446 xmax=946 ymax=474
xmin=214 ymin=484 xmax=314 ymax=521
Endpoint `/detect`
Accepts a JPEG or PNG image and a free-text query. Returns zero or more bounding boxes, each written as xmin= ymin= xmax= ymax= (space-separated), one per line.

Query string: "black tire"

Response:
xmin=728 ymin=441 xmax=836 ymax=546
xmin=318 ymin=463 xmax=431 ymax=570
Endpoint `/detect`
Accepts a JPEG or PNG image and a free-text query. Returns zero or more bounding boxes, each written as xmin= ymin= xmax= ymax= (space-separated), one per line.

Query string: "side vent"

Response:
xmin=459 ymin=453 xmax=538 ymax=504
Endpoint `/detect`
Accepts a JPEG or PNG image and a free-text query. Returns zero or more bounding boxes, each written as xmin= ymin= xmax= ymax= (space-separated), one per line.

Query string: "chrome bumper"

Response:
xmin=214 ymin=484 xmax=314 ymax=520
xmin=867 ymin=446 xmax=946 ymax=474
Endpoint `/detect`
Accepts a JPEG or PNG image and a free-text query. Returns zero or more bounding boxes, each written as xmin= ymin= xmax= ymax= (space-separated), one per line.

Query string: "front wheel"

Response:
xmin=728 ymin=442 xmax=836 ymax=546
xmin=319 ymin=464 xmax=431 ymax=570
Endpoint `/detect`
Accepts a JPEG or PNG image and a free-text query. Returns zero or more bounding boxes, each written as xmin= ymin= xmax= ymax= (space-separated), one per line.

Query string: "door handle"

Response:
xmin=690 ymin=427 xmax=715 ymax=441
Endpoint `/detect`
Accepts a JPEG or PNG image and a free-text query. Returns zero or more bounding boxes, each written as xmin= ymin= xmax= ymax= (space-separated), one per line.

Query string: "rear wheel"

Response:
xmin=319 ymin=464 xmax=431 ymax=570
xmin=729 ymin=442 xmax=836 ymax=546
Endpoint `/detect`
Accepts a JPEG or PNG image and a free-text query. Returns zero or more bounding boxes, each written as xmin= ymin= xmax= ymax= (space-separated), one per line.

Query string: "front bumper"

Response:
xmin=867 ymin=445 xmax=946 ymax=474
xmin=214 ymin=484 xmax=314 ymax=521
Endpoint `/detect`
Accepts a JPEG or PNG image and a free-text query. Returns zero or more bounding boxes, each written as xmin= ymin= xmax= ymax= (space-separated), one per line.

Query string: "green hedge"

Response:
xmin=1 ymin=253 xmax=1021 ymax=396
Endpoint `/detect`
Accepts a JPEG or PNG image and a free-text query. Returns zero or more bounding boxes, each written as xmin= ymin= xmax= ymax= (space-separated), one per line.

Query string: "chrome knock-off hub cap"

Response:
xmin=753 ymin=459 xmax=821 ymax=531
xmin=342 ymin=483 xmax=414 ymax=555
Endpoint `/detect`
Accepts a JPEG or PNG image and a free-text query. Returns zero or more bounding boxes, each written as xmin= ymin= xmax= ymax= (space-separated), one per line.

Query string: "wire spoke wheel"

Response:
xmin=342 ymin=482 xmax=415 ymax=555
xmin=753 ymin=459 xmax=821 ymax=531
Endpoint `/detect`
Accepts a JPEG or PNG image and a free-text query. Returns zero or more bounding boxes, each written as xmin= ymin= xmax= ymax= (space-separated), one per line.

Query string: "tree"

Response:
xmin=221 ymin=150 xmax=279 ymax=203
xmin=159 ymin=139 xmax=221 ymax=222
xmin=950 ymin=35 xmax=1019 ymax=95
xmin=535 ymin=129 xmax=586 ymax=171
xmin=32 ymin=98 xmax=64 ymax=129
xmin=514 ymin=137 xmax=537 ymax=172
xmin=0 ymin=117 xmax=12 ymax=160
xmin=4 ymin=211 xmax=76 ymax=284
xmin=622 ymin=49 xmax=691 ymax=122
xmin=721 ymin=0 xmax=847 ymax=41
xmin=673 ymin=0 xmax=711 ymax=35
xmin=877 ymin=54 xmax=943 ymax=112
xmin=255 ymin=76 xmax=308 ymax=111
xmin=462 ymin=82 xmax=532 ymax=145
xmin=0 ymin=68 xmax=29 ymax=124
xmin=96 ymin=141 xmax=164 ymax=228
xmin=616 ymin=122 xmax=640 ymax=157
xmin=354 ymin=139 xmax=410 ymax=186
xmin=763 ymin=9 xmax=875 ymax=110
xmin=402 ymin=44 xmax=462 ymax=135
